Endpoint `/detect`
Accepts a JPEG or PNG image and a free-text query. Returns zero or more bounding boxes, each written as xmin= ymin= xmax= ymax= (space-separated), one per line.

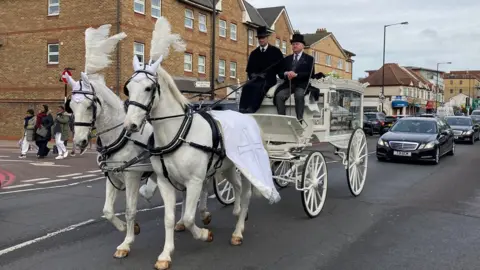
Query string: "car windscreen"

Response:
xmin=446 ymin=117 xmax=472 ymax=126
xmin=364 ymin=114 xmax=377 ymax=120
xmin=385 ymin=116 xmax=396 ymax=121
xmin=472 ymin=111 xmax=480 ymax=115
xmin=390 ymin=120 xmax=437 ymax=134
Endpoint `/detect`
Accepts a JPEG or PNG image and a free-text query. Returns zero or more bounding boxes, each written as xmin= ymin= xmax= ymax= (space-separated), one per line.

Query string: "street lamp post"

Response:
xmin=381 ymin=21 xmax=408 ymax=113
xmin=435 ymin=61 xmax=452 ymax=112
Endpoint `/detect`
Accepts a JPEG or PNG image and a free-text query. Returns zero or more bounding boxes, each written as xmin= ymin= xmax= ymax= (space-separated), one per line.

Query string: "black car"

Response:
xmin=445 ymin=116 xmax=480 ymax=144
xmin=376 ymin=117 xmax=455 ymax=164
xmin=363 ymin=112 xmax=386 ymax=135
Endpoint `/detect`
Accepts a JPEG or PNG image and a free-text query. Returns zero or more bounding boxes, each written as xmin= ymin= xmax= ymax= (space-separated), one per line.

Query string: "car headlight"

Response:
xmin=466 ymin=130 xmax=473 ymax=135
xmin=377 ymin=138 xmax=387 ymax=146
xmin=423 ymin=141 xmax=436 ymax=149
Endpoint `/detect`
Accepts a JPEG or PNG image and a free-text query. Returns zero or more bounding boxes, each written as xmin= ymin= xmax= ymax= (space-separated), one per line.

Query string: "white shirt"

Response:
xmin=259 ymin=44 xmax=269 ymax=52
xmin=285 ymin=50 xmax=303 ymax=76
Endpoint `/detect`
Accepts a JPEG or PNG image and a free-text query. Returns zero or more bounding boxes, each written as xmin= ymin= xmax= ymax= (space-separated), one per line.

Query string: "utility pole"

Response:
xmin=435 ymin=61 xmax=451 ymax=113
xmin=210 ymin=0 xmax=217 ymax=100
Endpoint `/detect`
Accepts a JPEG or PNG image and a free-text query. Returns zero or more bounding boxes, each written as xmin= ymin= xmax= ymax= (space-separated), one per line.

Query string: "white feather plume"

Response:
xmin=85 ymin=24 xmax=127 ymax=74
xmin=150 ymin=17 xmax=186 ymax=62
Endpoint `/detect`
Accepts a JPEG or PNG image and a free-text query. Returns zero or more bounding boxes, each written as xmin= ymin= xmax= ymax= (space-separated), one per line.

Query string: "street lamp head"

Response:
xmin=401 ymin=21 xmax=408 ymax=25
xmin=446 ymin=62 xmax=452 ymax=64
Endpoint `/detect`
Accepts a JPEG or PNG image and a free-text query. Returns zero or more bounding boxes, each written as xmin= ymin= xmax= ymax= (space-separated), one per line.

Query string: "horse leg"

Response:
xmin=154 ymin=178 xmax=177 ymax=270
xmin=139 ymin=176 xmax=157 ymax=201
xmin=231 ymin=174 xmax=252 ymax=246
xmin=198 ymin=180 xmax=212 ymax=225
xmin=174 ymin=191 xmax=186 ymax=232
xmin=183 ymin=181 xmax=213 ymax=242
xmin=225 ymin=168 xmax=242 ymax=217
xmin=114 ymin=173 xmax=141 ymax=258
xmin=102 ymin=177 xmax=127 ymax=257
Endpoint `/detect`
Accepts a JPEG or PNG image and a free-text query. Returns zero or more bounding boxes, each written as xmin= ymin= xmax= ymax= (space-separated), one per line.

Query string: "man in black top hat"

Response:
xmin=274 ymin=33 xmax=315 ymax=122
xmin=240 ymin=26 xmax=284 ymax=113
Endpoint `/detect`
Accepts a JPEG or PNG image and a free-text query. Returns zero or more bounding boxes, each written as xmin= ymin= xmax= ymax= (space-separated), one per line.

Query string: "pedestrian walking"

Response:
xmin=18 ymin=109 xmax=36 ymax=158
xmin=35 ymin=105 xmax=54 ymax=158
xmin=52 ymin=106 xmax=70 ymax=159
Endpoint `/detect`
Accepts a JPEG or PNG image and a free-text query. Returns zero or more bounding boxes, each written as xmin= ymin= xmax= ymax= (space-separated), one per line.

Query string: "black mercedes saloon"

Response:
xmin=376 ymin=117 xmax=455 ymax=164
xmin=444 ymin=116 xmax=480 ymax=144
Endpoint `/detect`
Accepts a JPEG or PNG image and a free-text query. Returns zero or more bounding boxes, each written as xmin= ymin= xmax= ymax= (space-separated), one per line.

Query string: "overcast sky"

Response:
xmin=247 ymin=0 xmax=480 ymax=79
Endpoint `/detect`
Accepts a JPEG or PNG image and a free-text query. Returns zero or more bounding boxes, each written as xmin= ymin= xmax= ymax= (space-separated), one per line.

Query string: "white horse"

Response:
xmin=65 ymin=24 xmax=212 ymax=259
xmin=123 ymin=17 xmax=257 ymax=270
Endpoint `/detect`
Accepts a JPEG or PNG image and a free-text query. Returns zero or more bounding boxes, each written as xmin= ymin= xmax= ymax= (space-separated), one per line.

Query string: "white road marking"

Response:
xmin=0 ymin=219 xmax=96 ymax=257
xmin=0 ymin=155 xmax=10 ymax=158
xmin=57 ymin=173 xmax=82 ymax=178
xmin=87 ymin=170 xmax=102 ymax=173
xmin=72 ymin=174 xmax=96 ymax=179
xmin=37 ymin=179 xmax=68 ymax=184
xmin=22 ymin=178 xmax=51 ymax=183
xmin=0 ymin=177 xmax=104 ymax=195
xmin=0 ymin=159 xmax=29 ymax=162
xmin=208 ymin=194 xmax=216 ymax=199
xmin=30 ymin=162 xmax=70 ymax=167
xmin=1 ymin=184 xmax=34 ymax=189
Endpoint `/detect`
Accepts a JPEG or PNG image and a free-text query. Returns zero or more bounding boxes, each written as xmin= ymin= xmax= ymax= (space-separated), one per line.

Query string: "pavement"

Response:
xmin=1 ymin=136 xmax=480 ymax=270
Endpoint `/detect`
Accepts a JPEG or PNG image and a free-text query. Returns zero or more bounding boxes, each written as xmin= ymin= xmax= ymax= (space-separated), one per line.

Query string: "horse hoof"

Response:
xmin=230 ymin=236 xmax=243 ymax=246
xmin=206 ymin=230 xmax=214 ymax=242
xmin=154 ymin=260 xmax=171 ymax=270
xmin=202 ymin=214 xmax=212 ymax=225
xmin=134 ymin=222 xmax=141 ymax=235
xmin=174 ymin=224 xmax=185 ymax=232
xmin=113 ymin=249 xmax=129 ymax=259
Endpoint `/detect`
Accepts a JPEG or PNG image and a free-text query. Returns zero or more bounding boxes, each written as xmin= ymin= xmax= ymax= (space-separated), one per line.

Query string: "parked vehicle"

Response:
xmin=363 ymin=112 xmax=386 ymax=135
xmin=381 ymin=116 xmax=400 ymax=134
xmin=376 ymin=117 xmax=455 ymax=165
xmin=445 ymin=116 xmax=480 ymax=144
xmin=470 ymin=110 xmax=480 ymax=124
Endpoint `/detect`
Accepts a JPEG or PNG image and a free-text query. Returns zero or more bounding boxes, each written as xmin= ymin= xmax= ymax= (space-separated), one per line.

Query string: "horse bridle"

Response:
xmin=68 ymin=81 xmax=102 ymax=130
xmin=123 ymin=69 xmax=160 ymax=119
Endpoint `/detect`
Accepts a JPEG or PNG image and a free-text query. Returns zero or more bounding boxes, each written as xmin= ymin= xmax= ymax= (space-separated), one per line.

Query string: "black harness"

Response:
xmin=124 ymin=70 xmax=226 ymax=191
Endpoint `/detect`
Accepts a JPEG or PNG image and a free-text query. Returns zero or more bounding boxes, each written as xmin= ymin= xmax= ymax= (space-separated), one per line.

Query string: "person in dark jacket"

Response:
xmin=19 ymin=109 xmax=36 ymax=158
xmin=240 ymin=26 xmax=284 ymax=113
xmin=35 ymin=104 xmax=54 ymax=158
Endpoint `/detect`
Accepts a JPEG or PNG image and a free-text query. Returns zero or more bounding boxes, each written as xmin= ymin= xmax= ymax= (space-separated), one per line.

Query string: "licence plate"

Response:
xmin=454 ymin=136 xmax=459 ymax=139
xmin=394 ymin=151 xmax=411 ymax=157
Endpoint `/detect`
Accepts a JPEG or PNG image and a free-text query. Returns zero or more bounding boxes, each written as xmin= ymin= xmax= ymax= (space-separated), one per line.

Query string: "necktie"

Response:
xmin=292 ymin=54 xmax=299 ymax=68
xmin=261 ymin=47 xmax=265 ymax=52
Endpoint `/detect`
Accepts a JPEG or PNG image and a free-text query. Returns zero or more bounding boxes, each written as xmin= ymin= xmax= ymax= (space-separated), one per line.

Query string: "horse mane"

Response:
xmin=89 ymin=74 xmax=124 ymax=114
xmin=156 ymin=65 xmax=190 ymax=108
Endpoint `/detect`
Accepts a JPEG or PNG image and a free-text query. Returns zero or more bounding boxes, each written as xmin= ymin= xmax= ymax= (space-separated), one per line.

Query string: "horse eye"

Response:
xmin=145 ymin=87 xmax=152 ymax=92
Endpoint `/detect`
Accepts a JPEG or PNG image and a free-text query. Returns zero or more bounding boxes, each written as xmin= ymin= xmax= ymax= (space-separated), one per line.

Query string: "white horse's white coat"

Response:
xmin=123 ymin=17 xmax=253 ymax=269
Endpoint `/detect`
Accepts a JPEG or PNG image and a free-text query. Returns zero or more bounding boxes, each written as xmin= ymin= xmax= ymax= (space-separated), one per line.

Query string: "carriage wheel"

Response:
xmin=271 ymin=160 xmax=291 ymax=188
xmin=213 ymin=174 xmax=235 ymax=205
xmin=300 ymin=151 xmax=328 ymax=218
xmin=346 ymin=128 xmax=368 ymax=196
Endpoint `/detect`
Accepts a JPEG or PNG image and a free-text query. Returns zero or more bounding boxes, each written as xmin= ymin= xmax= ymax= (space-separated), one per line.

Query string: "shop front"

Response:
xmin=391 ymin=96 xmax=408 ymax=115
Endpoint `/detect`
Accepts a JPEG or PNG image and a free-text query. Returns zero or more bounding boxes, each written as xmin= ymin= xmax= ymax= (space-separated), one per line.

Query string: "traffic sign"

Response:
xmin=61 ymin=69 xmax=72 ymax=84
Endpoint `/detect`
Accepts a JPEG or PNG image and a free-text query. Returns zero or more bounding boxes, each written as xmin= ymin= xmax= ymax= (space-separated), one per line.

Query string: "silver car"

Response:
xmin=471 ymin=110 xmax=480 ymax=124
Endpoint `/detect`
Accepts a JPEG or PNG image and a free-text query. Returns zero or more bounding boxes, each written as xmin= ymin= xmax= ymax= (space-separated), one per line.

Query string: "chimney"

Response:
xmin=316 ymin=28 xmax=327 ymax=33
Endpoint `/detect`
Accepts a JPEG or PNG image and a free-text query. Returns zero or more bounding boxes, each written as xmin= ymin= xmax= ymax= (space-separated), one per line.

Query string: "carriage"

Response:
xmin=213 ymin=76 xmax=369 ymax=217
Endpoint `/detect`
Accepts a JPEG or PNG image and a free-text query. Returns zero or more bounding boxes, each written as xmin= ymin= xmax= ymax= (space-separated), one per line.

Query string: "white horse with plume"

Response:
xmin=123 ymin=17 xmax=280 ymax=270
xmin=64 ymin=24 xmax=212 ymax=259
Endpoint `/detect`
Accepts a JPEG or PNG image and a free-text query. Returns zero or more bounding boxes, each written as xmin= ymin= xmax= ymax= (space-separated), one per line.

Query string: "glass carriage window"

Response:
xmin=329 ymin=89 xmax=362 ymax=136
xmin=198 ymin=56 xmax=206 ymax=74
xmin=219 ymin=60 xmax=226 ymax=77
xmin=184 ymin=53 xmax=193 ymax=72
xmin=230 ymin=62 xmax=237 ymax=78
xmin=219 ymin=20 xmax=227 ymax=37
xmin=134 ymin=0 xmax=145 ymax=14
xmin=151 ymin=0 xmax=161 ymax=18
xmin=48 ymin=0 xmax=60 ymax=16
xmin=185 ymin=9 xmax=194 ymax=29
xmin=48 ymin=43 xmax=59 ymax=64
xmin=199 ymin=14 xmax=207 ymax=32
xmin=134 ymin=42 xmax=144 ymax=64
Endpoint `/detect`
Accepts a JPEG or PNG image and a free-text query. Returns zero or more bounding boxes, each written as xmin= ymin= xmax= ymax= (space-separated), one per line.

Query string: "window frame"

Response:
xmin=47 ymin=43 xmax=60 ymax=64
xmin=219 ymin=59 xmax=226 ymax=77
xmin=230 ymin=23 xmax=237 ymax=40
xmin=199 ymin=14 xmax=207 ymax=32
xmin=248 ymin=30 xmax=254 ymax=45
xmin=151 ymin=0 xmax=161 ymax=18
xmin=184 ymin=9 xmax=194 ymax=29
xmin=219 ymin=20 xmax=227 ymax=37
xmin=281 ymin=41 xmax=286 ymax=54
xmin=230 ymin=62 xmax=237 ymax=78
xmin=198 ymin=55 xmax=206 ymax=74
xmin=134 ymin=0 xmax=145 ymax=14
xmin=48 ymin=0 xmax=60 ymax=16
xmin=326 ymin=55 xmax=332 ymax=66
xmin=345 ymin=62 xmax=350 ymax=72
xmin=184 ymin=53 xmax=193 ymax=72
xmin=337 ymin=59 xmax=343 ymax=70
xmin=133 ymin=42 xmax=145 ymax=64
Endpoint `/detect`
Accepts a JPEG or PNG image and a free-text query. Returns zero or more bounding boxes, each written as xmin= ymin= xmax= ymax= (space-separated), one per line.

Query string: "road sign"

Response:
xmin=61 ymin=70 xmax=72 ymax=84
xmin=195 ymin=81 xmax=210 ymax=88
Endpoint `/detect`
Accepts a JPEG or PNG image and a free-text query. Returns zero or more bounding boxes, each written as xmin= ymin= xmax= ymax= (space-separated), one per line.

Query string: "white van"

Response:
xmin=436 ymin=106 xmax=454 ymax=118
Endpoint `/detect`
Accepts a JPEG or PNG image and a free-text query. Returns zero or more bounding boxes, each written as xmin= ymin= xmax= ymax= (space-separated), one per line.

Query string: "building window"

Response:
xmin=47 ymin=43 xmax=59 ymax=64
xmin=184 ymin=9 xmax=194 ymax=29
xmin=275 ymin=39 xmax=280 ymax=47
xmin=248 ymin=30 xmax=254 ymax=45
xmin=230 ymin=23 xmax=237 ymax=40
xmin=134 ymin=42 xmax=144 ymax=64
xmin=199 ymin=14 xmax=207 ymax=32
xmin=151 ymin=0 xmax=161 ymax=18
xmin=281 ymin=41 xmax=286 ymax=54
xmin=450 ymin=80 xmax=453 ymax=84
xmin=134 ymin=0 xmax=145 ymax=14
xmin=345 ymin=62 xmax=350 ymax=72
xmin=198 ymin=55 xmax=206 ymax=74
xmin=48 ymin=0 xmax=60 ymax=16
xmin=337 ymin=59 xmax=343 ymax=70
xmin=219 ymin=20 xmax=226 ymax=37
xmin=219 ymin=60 xmax=226 ymax=77
xmin=230 ymin=62 xmax=237 ymax=78
xmin=326 ymin=55 xmax=332 ymax=66
xmin=450 ymin=89 xmax=453 ymax=94
xmin=460 ymin=80 xmax=463 ymax=85
xmin=459 ymin=89 xmax=463 ymax=93
xmin=314 ymin=51 xmax=320 ymax=63
xmin=184 ymin=53 xmax=193 ymax=72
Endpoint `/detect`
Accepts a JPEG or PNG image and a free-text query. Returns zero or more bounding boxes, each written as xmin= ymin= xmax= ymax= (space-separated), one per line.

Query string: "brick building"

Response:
xmin=0 ymin=0 xmax=295 ymax=139
xmin=443 ymin=71 xmax=480 ymax=101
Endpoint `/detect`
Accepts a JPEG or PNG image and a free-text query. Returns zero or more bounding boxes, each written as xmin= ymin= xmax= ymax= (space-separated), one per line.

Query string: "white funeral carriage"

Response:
xmin=214 ymin=77 xmax=369 ymax=218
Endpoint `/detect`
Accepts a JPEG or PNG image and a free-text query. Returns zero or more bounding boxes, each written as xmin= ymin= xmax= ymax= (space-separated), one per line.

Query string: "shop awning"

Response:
xmin=392 ymin=100 xmax=408 ymax=107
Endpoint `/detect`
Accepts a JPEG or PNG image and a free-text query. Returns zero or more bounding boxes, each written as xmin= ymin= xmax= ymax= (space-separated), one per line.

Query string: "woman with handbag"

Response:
xmin=18 ymin=109 xmax=36 ymax=158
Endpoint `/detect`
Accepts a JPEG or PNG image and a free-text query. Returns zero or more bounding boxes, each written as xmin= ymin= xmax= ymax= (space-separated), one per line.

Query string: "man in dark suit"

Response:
xmin=274 ymin=33 xmax=315 ymax=122
xmin=240 ymin=26 xmax=284 ymax=113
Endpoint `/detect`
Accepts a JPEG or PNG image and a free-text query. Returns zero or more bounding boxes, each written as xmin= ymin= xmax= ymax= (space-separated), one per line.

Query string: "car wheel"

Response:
xmin=471 ymin=135 xmax=475 ymax=144
xmin=432 ymin=147 xmax=440 ymax=165
xmin=447 ymin=141 xmax=455 ymax=156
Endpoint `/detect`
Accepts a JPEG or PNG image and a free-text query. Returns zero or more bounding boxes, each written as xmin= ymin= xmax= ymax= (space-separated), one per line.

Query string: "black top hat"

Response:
xmin=256 ymin=26 xmax=270 ymax=37
xmin=290 ymin=33 xmax=306 ymax=45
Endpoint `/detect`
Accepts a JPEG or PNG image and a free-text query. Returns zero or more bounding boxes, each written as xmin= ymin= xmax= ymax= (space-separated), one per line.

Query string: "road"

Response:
xmin=1 ymin=137 xmax=480 ymax=270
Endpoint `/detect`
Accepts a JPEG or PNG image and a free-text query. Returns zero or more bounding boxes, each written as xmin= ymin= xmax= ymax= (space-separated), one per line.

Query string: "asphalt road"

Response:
xmin=2 ymin=137 xmax=480 ymax=270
